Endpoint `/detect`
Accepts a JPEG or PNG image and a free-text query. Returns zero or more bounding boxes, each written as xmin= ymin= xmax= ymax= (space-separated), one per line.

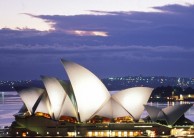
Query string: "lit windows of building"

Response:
xmin=88 ymin=131 xmax=92 ymax=137
xmin=94 ymin=131 xmax=98 ymax=137
xmin=123 ymin=131 xmax=127 ymax=137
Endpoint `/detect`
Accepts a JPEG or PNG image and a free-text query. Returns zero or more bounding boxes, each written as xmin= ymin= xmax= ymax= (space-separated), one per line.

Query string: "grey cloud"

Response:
xmin=1 ymin=44 xmax=194 ymax=62
xmin=0 ymin=4 xmax=194 ymax=80
xmin=1 ymin=5 xmax=194 ymax=48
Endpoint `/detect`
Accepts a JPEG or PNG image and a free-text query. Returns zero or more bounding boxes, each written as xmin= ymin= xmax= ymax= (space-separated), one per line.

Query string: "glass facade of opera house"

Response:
xmin=1 ymin=60 xmax=194 ymax=137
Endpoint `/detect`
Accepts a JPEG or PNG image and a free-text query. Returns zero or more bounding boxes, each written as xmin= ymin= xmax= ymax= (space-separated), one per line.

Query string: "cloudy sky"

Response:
xmin=0 ymin=0 xmax=194 ymax=80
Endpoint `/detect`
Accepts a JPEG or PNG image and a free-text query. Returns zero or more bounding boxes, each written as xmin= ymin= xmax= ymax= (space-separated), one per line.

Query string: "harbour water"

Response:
xmin=0 ymin=91 xmax=194 ymax=127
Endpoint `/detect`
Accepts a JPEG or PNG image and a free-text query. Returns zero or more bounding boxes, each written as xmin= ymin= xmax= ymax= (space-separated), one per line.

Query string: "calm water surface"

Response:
xmin=0 ymin=91 xmax=194 ymax=127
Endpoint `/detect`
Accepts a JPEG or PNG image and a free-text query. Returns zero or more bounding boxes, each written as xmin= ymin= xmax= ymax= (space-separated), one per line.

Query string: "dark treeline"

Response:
xmin=152 ymin=86 xmax=194 ymax=98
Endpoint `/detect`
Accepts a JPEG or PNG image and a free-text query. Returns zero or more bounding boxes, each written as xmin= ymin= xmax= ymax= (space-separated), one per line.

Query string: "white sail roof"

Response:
xmin=112 ymin=87 xmax=153 ymax=121
xmin=94 ymin=98 xmax=113 ymax=118
xmin=59 ymin=95 xmax=78 ymax=118
xmin=17 ymin=87 xmax=44 ymax=114
xmin=41 ymin=76 xmax=68 ymax=120
xmin=35 ymin=92 xmax=51 ymax=115
xmin=94 ymin=97 xmax=130 ymax=119
xmin=61 ymin=59 xmax=111 ymax=122
xmin=58 ymin=80 xmax=78 ymax=116
xmin=162 ymin=104 xmax=193 ymax=125
xmin=144 ymin=105 xmax=161 ymax=121
xmin=16 ymin=59 xmax=154 ymax=123
xmin=144 ymin=104 xmax=193 ymax=125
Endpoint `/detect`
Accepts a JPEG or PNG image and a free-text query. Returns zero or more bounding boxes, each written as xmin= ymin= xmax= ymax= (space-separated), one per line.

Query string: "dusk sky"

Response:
xmin=0 ymin=0 xmax=194 ymax=80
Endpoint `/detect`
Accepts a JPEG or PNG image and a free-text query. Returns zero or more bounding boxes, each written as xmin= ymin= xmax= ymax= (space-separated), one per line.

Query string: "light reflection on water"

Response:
xmin=0 ymin=91 xmax=194 ymax=127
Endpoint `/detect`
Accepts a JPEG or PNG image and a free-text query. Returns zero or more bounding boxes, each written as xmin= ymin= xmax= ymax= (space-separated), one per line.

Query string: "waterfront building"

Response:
xmin=1 ymin=59 xmax=193 ymax=137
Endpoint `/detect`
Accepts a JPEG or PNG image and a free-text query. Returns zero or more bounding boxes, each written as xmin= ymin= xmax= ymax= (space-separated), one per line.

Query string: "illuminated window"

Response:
xmin=124 ymin=131 xmax=127 ymax=137
xmin=129 ymin=131 xmax=133 ymax=136
xmin=150 ymin=131 xmax=155 ymax=137
xmin=95 ymin=131 xmax=98 ymax=136
xmin=57 ymin=132 xmax=59 ymax=135
xmin=118 ymin=131 xmax=121 ymax=137
xmin=88 ymin=132 xmax=92 ymax=137
xmin=47 ymin=132 xmax=49 ymax=134
xmin=16 ymin=132 xmax=19 ymax=135
xmin=111 ymin=131 xmax=115 ymax=137
xmin=107 ymin=131 xmax=110 ymax=136
xmin=22 ymin=132 xmax=26 ymax=137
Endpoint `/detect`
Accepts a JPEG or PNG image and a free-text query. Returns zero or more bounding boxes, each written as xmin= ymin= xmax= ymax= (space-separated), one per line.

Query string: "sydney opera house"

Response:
xmin=3 ymin=60 xmax=194 ymax=137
